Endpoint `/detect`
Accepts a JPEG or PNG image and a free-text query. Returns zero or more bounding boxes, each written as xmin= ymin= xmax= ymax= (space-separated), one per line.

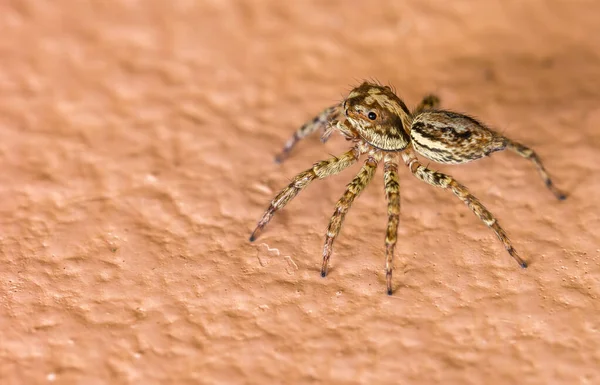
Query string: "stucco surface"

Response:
xmin=0 ymin=1 xmax=599 ymax=384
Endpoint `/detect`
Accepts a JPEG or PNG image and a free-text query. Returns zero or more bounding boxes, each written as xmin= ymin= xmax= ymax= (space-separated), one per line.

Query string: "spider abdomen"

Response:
xmin=410 ymin=110 xmax=507 ymax=164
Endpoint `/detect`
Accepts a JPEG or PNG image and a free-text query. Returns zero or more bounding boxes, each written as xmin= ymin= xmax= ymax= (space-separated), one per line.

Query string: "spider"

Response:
xmin=249 ymin=81 xmax=566 ymax=295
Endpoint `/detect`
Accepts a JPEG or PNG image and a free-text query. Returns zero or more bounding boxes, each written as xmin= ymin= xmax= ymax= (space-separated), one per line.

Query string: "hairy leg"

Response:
xmin=250 ymin=144 xmax=364 ymax=241
xmin=275 ymin=103 xmax=343 ymax=163
xmin=383 ymin=153 xmax=401 ymax=295
xmin=402 ymin=148 xmax=527 ymax=268
xmin=505 ymin=140 xmax=566 ymax=200
xmin=413 ymin=94 xmax=440 ymax=114
xmin=321 ymin=154 xmax=379 ymax=277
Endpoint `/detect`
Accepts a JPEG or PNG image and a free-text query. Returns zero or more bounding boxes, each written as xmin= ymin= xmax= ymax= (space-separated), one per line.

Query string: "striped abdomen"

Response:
xmin=410 ymin=110 xmax=507 ymax=164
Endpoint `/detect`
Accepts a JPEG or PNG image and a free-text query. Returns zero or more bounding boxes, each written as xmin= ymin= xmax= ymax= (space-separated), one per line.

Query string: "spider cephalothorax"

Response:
xmin=250 ymin=81 xmax=565 ymax=295
xmin=343 ymin=83 xmax=412 ymax=150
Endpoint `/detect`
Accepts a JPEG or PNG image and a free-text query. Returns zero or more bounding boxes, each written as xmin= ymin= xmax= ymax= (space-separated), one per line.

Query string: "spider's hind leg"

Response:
xmin=275 ymin=103 xmax=343 ymax=163
xmin=402 ymin=148 xmax=527 ymax=268
xmin=505 ymin=140 xmax=567 ymax=200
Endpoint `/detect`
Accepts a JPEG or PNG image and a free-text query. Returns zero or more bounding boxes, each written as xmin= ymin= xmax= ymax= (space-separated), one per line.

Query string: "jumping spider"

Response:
xmin=250 ymin=81 xmax=566 ymax=295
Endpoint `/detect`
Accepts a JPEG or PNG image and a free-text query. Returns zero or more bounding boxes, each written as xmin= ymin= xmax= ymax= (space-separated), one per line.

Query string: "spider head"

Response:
xmin=343 ymin=82 xmax=412 ymax=150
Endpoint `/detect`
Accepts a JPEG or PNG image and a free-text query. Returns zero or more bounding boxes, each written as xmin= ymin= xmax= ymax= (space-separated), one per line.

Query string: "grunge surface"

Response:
xmin=0 ymin=1 xmax=599 ymax=384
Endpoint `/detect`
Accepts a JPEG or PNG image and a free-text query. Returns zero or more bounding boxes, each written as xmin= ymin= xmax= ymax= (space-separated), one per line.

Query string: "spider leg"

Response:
xmin=401 ymin=148 xmax=527 ymax=268
xmin=250 ymin=145 xmax=363 ymax=242
xmin=413 ymin=94 xmax=440 ymax=114
xmin=383 ymin=153 xmax=401 ymax=295
xmin=504 ymin=140 xmax=566 ymax=200
xmin=321 ymin=154 xmax=379 ymax=278
xmin=275 ymin=103 xmax=343 ymax=163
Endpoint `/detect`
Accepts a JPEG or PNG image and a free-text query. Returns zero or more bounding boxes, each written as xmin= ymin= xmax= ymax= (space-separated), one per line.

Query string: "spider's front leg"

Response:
xmin=402 ymin=148 xmax=527 ymax=268
xmin=274 ymin=103 xmax=343 ymax=163
xmin=250 ymin=144 xmax=365 ymax=241
xmin=383 ymin=153 xmax=401 ymax=295
xmin=321 ymin=153 xmax=380 ymax=277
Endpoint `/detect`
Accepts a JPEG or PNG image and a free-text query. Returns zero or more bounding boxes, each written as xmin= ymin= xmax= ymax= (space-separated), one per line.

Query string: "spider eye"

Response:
xmin=368 ymin=112 xmax=377 ymax=120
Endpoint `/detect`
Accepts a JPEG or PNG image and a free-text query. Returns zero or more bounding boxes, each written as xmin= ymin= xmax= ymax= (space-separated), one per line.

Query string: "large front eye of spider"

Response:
xmin=368 ymin=111 xmax=377 ymax=120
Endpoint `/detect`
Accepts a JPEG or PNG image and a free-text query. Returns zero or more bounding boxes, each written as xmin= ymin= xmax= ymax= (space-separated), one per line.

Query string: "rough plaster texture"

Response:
xmin=0 ymin=1 xmax=599 ymax=384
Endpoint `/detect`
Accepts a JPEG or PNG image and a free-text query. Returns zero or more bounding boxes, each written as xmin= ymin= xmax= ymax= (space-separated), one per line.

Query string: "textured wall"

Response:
xmin=0 ymin=1 xmax=599 ymax=384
